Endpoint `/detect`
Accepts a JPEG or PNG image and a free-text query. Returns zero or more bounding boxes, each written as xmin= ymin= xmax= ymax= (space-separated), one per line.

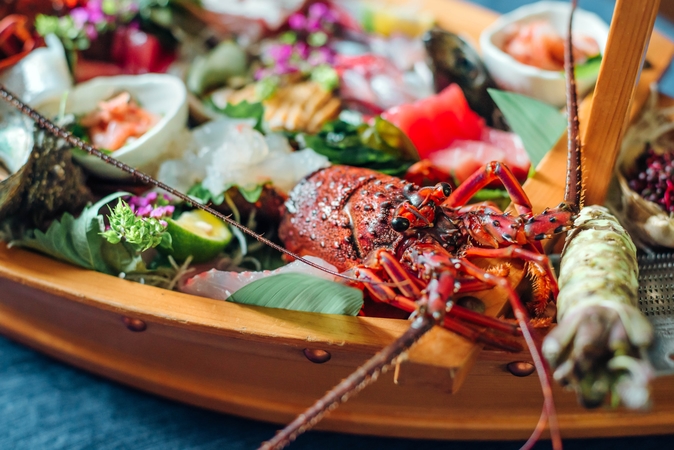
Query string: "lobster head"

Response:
xmin=390 ymin=182 xmax=453 ymax=232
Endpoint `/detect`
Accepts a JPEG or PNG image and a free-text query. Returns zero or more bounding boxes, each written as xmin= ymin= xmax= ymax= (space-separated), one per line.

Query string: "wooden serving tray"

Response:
xmin=1 ymin=0 xmax=674 ymax=441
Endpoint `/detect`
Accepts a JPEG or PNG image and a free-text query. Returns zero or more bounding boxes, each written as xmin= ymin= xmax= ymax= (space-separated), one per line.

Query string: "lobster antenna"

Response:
xmin=259 ymin=314 xmax=436 ymax=450
xmin=0 ymin=83 xmax=360 ymax=283
xmin=563 ymin=0 xmax=584 ymax=208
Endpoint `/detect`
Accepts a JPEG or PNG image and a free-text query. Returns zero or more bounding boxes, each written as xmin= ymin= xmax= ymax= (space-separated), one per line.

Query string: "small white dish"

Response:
xmin=479 ymin=1 xmax=610 ymax=107
xmin=36 ymin=74 xmax=188 ymax=179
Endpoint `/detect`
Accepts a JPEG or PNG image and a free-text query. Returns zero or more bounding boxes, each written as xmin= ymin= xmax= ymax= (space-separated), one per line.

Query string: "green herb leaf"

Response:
xmin=187 ymin=182 xmax=263 ymax=205
xmin=16 ymin=192 xmax=127 ymax=274
xmin=237 ymin=184 xmax=264 ymax=203
xmin=298 ymin=114 xmax=419 ymax=176
xmin=220 ymin=100 xmax=265 ymax=133
xmin=310 ymin=65 xmax=339 ymax=91
xmin=229 ymin=273 xmax=364 ymax=315
xmin=488 ymin=88 xmax=566 ymax=167
xmin=574 ymin=54 xmax=602 ymax=80
xmin=101 ymin=200 xmax=169 ymax=253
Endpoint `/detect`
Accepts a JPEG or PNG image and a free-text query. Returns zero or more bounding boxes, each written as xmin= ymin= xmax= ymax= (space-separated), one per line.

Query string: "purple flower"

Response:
xmin=309 ymin=47 xmax=336 ymax=66
xmin=85 ymin=0 xmax=105 ymax=24
xmin=150 ymin=205 xmax=175 ymax=219
xmin=128 ymin=192 xmax=156 ymax=210
xmin=294 ymin=41 xmax=309 ymax=59
xmin=268 ymin=43 xmax=293 ymax=62
xmin=306 ymin=17 xmax=322 ymax=33
xmin=85 ymin=24 xmax=98 ymax=40
xmin=308 ymin=3 xmax=329 ymax=19
xmin=135 ymin=204 xmax=154 ymax=217
xmin=288 ymin=13 xmax=306 ymax=30
xmin=273 ymin=60 xmax=297 ymax=75
xmin=70 ymin=8 xmax=89 ymax=28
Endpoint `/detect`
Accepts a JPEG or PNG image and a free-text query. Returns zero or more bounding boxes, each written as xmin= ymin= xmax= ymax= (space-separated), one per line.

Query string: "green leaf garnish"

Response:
xmin=238 ymin=184 xmax=264 ymax=203
xmin=488 ymin=89 xmax=566 ymax=167
xmin=187 ymin=182 xmax=264 ymax=205
xmin=229 ymin=273 xmax=364 ymax=315
xmin=310 ymin=65 xmax=339 ymax=92
xmin=15 ymin=192 xmax=127 ymax=274
xmin=219 ymin=100 xmax=265 ymax=133
xmin=574 ymin=54 xmax=602 ymax=79
xmin=100 ymin=200 xmax=171 ymax=253
xmin=298 ymin=114 xmax=419 ymax=176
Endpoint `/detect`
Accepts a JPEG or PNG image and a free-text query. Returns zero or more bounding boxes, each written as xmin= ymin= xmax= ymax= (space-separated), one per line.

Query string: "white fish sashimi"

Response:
xmin=157 ymin=119 xmax=330 ymax=197
xmin=180 ymin=256 xmax=338 ymax=301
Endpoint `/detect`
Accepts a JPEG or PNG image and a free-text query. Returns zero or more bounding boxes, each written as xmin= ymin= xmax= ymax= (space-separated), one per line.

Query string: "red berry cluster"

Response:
xmin=627 ymin=145 xmax=674 ymax=213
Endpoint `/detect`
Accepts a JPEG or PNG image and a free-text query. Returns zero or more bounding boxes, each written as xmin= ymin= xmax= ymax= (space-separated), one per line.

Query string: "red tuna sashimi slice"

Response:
xmin=382 ymin=84 xmax=484 ymax=159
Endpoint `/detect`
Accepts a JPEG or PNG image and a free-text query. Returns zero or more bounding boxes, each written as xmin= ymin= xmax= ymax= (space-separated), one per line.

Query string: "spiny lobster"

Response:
xmin=0 ymin=1 xmax=586 ymax=449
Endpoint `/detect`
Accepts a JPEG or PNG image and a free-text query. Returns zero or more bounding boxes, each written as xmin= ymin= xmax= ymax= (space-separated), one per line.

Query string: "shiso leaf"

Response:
xmin=15 ymin=192 xmax=127 ymax=274
xmin=488 ymin=88 xmax=566 ymax=167
xmin=229 ymin=273 xmax=364 ymax=316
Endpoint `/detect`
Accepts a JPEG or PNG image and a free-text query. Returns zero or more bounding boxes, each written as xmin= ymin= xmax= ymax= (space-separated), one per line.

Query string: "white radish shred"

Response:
xmin=180 ymin=256 xmax=338 ymax=300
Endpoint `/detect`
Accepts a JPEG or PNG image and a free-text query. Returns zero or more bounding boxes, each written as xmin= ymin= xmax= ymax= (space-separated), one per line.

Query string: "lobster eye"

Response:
xmin=440 ymin=182 xmax=452 ymax=197
xmin=391 ymin=217 xmax=411 ymax=232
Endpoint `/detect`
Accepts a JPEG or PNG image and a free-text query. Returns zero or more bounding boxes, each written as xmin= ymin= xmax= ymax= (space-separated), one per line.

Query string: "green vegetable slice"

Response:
xmin=229 ymin=273 xmax=364 ymax=316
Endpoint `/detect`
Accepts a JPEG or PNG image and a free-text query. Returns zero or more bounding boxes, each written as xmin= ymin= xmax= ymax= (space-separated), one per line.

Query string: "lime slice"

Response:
xmin=161 ymin=210 xmax=232 ymax=263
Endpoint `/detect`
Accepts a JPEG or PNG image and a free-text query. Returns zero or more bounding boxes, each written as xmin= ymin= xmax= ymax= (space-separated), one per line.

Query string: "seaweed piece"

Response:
xmin=0 ymin=102 xmax=91 ymax=228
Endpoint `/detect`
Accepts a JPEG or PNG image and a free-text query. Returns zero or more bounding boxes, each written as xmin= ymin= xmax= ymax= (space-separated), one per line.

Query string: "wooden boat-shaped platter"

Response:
xmin=2 ymin=0 xmax=674 ymax=442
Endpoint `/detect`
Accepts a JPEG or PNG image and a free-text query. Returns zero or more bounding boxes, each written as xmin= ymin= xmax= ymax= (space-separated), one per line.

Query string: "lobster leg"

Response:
xmin=454 ymin=257 xmax=561 ymax=450
xmin=348 ymin=261 xmax=521 ymax=350
xmin=463 ymin=246 xmax=559 ymax=316
xmin=371 ymin=248 xmax=522 ymax=336
xmin=443 ymin=161 xmax=534 ymax=216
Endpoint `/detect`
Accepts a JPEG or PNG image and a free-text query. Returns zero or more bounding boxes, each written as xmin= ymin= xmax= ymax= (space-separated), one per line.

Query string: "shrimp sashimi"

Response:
xmin=502 ymin=20 xmax=599 ymax=71
xmin=80 ymin=91 xmax=160 ymax=151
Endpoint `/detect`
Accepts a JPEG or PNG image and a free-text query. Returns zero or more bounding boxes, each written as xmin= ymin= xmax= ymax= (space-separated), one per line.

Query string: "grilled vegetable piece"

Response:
xmin=543 ymin=206 xmax=654 ymax=409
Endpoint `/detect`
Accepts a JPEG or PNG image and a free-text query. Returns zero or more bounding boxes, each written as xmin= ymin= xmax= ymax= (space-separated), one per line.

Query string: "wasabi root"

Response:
xmin=542 ymin=206 xmax=654 ymax=409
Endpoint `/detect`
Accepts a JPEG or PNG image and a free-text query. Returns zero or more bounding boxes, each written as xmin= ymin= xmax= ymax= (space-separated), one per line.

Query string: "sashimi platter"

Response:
xmin=1 ymin=1 xmax=674 ymax=448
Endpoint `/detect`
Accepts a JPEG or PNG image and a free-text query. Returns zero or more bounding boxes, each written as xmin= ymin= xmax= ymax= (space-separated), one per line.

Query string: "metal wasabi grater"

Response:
xmin=638 ymin=252 xmax=674 ymax=375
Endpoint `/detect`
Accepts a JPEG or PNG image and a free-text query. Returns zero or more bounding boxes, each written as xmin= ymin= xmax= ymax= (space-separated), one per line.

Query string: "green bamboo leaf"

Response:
xmin=229 ymin=273 xmax=364 ymax=316
xmin=488 ymin=88 xmax=567 ymax=167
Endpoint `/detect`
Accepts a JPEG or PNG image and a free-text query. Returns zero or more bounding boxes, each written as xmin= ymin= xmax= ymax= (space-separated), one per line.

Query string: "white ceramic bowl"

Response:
xmin=36 ymin=74 xmax=188 ymax=179
xmin=479 ymin=1 xmax=609 ymax=107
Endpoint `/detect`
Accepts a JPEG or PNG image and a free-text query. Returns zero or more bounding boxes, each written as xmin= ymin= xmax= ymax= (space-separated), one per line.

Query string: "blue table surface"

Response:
xmin=3 ymin=1 xmax=674 ymax=449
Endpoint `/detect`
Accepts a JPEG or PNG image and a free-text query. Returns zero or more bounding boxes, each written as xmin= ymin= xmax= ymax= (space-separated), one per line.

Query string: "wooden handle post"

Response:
xmin=581 ymin=0 xmax=661 ymax=206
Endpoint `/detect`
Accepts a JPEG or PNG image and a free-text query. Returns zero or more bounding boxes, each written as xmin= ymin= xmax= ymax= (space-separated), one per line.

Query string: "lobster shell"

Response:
xmin=279 ymin=165 xmax=409 ymax=272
